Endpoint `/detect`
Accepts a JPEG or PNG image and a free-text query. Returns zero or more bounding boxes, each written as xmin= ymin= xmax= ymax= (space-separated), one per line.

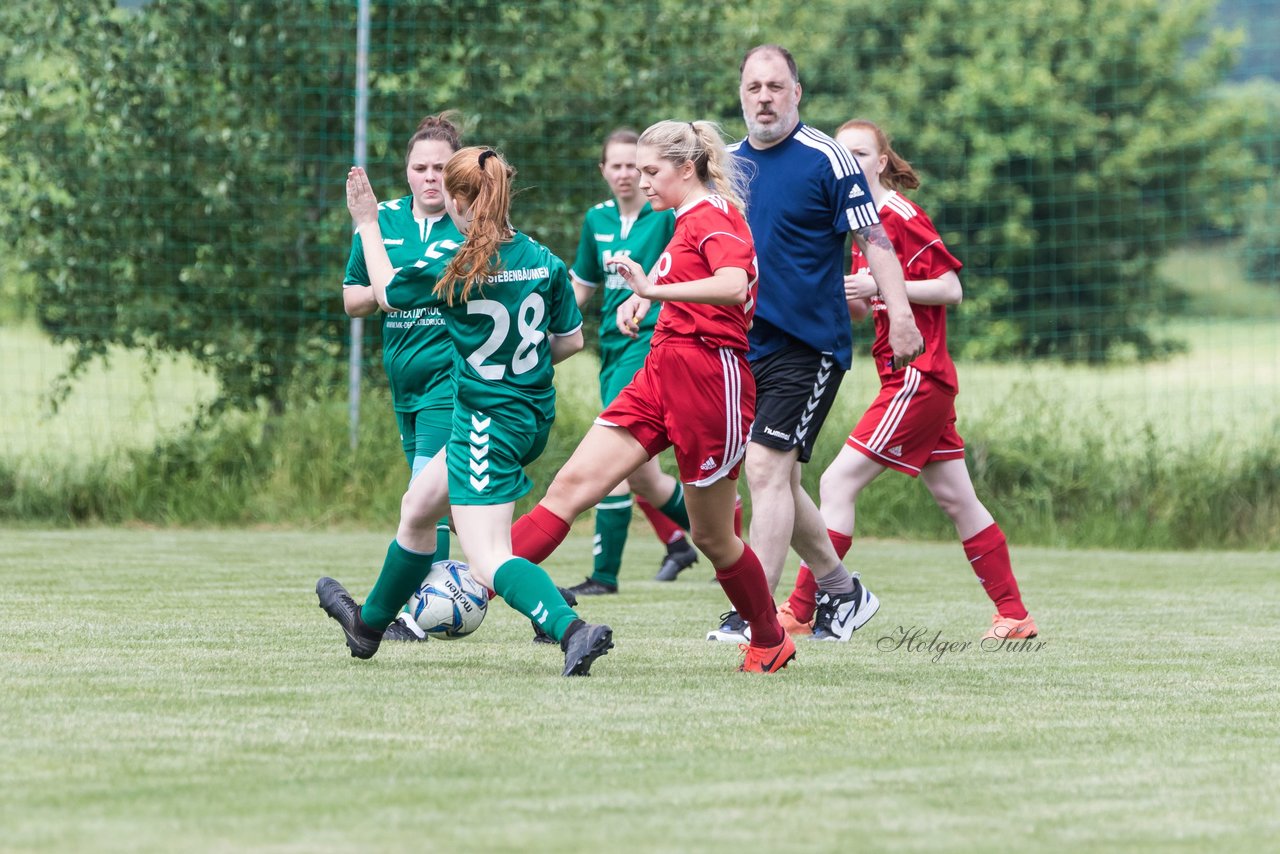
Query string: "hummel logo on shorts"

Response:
xmin=700 ymin=456 xmax=717 ymax=471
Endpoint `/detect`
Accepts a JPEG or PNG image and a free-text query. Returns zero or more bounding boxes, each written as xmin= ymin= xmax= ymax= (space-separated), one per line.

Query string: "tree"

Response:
xmin=731 ymin=0 xmax=1256 ymax=361
xmin=2 ymin=0 xmax=746 ymax=413
xmin=2 ymin=0 xmax=1263 ymax=419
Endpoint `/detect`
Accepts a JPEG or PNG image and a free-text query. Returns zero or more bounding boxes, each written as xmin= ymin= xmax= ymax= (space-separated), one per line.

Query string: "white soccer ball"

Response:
xmin=408 ymin=560 xmax=489 ymax=639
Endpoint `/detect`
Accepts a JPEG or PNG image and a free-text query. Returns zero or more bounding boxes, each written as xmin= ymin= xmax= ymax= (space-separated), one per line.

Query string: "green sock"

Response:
xmin=493 ymin=557 xmax=580 ymax=642
xmin=658 ymin=480 xmax=691 ymax=531
xmin=361 ymin=539 xmax=434 ymax=631
xmin=435 ymin=518 xmax=451 ymax=561
xmin=592 ymin=494 xmax=632 ymax=587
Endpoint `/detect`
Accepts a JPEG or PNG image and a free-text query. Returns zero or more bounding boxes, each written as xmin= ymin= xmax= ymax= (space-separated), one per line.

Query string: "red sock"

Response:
xmin=733 ymin=496 xmax=743 ymax=538
xmin=511 ymin=504 xmax=571 ymax=564
xmin=715 ymin=544 xmax=783 ymax=648
xmin=636 ymin=495 xmax=685 ymax=545
xmin=786 ymin=529 xmax=853 ymax=623
xmin=963 ymin=523 xmax=1027 ymax=620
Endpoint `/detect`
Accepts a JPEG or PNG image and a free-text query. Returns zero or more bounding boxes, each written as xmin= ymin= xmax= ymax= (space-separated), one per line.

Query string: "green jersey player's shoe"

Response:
xmin=316 ymin=576 xmax=382 ymax=659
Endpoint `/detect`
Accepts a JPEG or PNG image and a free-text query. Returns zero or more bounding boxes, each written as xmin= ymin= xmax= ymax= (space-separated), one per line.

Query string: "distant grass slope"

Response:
xmin=1 ymin=240 xmax=1276 ymax=546
xmin=0 ymin=323 xmax=217 ymax=468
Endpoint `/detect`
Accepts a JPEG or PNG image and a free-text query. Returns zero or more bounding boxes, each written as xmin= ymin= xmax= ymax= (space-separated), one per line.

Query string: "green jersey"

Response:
xmin=343 ymin=195 xmax=462 ymax=413
xmin=385 ymin=231 xmax=582 ymax=422
xmin=570 ymin=200 xmax=675 ymax=364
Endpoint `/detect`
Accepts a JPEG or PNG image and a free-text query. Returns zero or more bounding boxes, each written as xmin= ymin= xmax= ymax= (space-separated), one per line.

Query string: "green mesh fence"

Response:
xmin=1 ymin=0 xmax=1277 ymax=514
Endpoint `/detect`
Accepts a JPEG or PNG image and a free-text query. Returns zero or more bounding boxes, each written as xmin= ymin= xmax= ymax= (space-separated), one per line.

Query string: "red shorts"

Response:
xmin=847 ymin=367 xmax=964 ymax=477
xmin=597 ymin=338 xmax=754 ymax=485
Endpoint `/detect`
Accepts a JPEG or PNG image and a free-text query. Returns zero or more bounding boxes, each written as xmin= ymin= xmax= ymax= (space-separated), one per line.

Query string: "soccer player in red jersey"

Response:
xmin=512 ymin=119 xmax=795 ymax=672
xmin=781 ymin=120 xmax=1038 ymax=642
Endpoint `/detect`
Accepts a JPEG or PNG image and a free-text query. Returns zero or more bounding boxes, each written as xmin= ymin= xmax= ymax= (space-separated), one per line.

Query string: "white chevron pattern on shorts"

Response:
xmin=469 ymin=412 xmax=491 ymax=492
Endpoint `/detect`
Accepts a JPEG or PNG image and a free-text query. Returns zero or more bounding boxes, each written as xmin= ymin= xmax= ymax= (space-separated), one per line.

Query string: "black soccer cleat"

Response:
xmin=382 ymin=614 xmax=428 ymax=642
xmin=654 ymin=537 xmax=699 ymax=582
xmin=529 ymin=617 xmax=555 ymax=645
xmin=562 ymin=621 xmax=614 ymax=676
xmin=531 ymin=586 xmax=580 ymax=644
xmin=316 ymin=576 xmax=382 ymax=659
xmin=560 ymin=586 xmax=579 ymax=608
xmin=568 ymin=577 xmax=619 ymax=596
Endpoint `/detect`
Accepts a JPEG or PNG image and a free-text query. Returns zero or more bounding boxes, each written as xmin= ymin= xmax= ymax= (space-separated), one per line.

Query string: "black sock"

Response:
xmin=559 ymin=619 xmax=586 ymax=652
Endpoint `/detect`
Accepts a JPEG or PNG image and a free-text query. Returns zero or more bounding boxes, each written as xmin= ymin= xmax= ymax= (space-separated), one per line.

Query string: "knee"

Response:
xmin=626 ymin=466 xmax=665 ymax=498
xmin=819 ymin=466 xmax=853 ymax=506
xmin=922 ymin=473 xmax=965 ymax=519
xmin=930 ymin=489 xmax=960 ymax=518
xmin=745 ymin=450 xmax=789 ymax=493
xmin=399 ymin=489 xmax=436 ymax=529
xmin=690 ymin=529 xmax=738 ymax=566
xmin=543 ymin=463 xmax=599 ymax=516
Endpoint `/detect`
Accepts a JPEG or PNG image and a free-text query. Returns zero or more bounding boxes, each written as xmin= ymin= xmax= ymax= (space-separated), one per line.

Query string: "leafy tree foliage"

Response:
xmin=0 ymin=0 xmax=1265 ymax=415
xmin=734 ymin=0 xmax=1258 ymax=360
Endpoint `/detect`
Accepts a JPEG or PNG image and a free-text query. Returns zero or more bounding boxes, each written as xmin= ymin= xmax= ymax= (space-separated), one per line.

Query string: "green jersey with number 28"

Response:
xmin=384 ymin=231 xmax=583 ymax=421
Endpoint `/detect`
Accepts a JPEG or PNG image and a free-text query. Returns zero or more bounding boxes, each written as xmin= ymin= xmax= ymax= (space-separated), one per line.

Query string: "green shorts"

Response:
xmin=395 ymin=406 xmax=453 ymax=469
xmin=446 ymin=402 xmax=551 ymax=506
xmin=599 ymin=344 xmax=650 ymax=407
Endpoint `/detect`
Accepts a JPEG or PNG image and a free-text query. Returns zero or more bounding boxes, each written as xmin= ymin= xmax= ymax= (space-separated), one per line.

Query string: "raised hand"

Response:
xmin=346 ymin=166 xmax=379 ymax=227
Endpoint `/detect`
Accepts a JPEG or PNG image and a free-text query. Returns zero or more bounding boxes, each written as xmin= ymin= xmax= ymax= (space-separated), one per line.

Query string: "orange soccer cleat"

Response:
xmin=776 ymin=601 xmax=814 ymax=637
xmin=738 ymin=635 xmax=797 ymax=673
xmin=982 ymin=613 xmax=1039 ymax=641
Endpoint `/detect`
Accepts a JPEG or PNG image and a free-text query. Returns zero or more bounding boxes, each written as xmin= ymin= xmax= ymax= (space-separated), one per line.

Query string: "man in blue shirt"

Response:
xmin=705 ymin=44 xmax=924 ymax=644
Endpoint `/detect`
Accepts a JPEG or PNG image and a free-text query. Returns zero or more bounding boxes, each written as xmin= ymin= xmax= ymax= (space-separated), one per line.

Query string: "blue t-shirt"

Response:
xmin=730 ymin=122 xmax=880 ymax=370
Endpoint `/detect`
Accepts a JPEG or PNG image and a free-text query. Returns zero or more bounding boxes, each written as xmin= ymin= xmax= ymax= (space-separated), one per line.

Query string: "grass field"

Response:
xmin=2 ymin=528 xmax=1277 ymax=853
xmin=0 ymin=324 xmax=217 ymax=468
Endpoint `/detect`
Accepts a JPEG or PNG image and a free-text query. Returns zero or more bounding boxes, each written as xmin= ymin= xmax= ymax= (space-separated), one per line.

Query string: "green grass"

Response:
xmin=2 ymin=528 xmax=1277 ymax=853
xmin=1160 ymin=242 xmax=1280 ymax=320
xmin=0 ymin=323 xmax=217 ymax=470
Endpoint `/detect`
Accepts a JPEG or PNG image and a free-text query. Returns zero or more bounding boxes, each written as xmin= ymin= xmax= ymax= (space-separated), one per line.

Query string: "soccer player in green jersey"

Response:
xmin=567 ymin=128 xmax=699 ymax=595
xmin=342 ymin=113 xmax=461 ymax=564
xmin=318 ymin=147 xmax=614 ymax=677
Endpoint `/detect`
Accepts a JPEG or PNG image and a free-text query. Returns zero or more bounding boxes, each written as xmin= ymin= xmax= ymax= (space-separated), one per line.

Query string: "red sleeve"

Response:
xmin=698 ymin=217 xmax=756 ymax=274
xmin=898 ymin=209 xmax=961 ymax=280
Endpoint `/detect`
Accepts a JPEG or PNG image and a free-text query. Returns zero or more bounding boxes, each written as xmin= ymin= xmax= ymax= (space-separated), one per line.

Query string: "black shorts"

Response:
xmin=749 ymin=344 xmax=845 ymax=463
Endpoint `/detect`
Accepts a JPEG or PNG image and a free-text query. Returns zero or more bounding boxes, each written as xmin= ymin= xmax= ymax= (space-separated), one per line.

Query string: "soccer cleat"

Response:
xmin=738 ymin=635 xmax=797 ymax=673
xmin=562 ymin=622 xmax=614 ymax=676
xmin=810 ymin=577 xmax=880 ymax=642
xmin=706 ymin=610 xmax=752 ymax=643
xmin=568 ymin=577 xmax=619 ymax=596
xmin=777 ymin=600 xmax=814 ymax=637
xmin=316 ymin=576 xmax=382 ymax=659
xmin=532 ymin=586 xmax=579 ymax=644
xmin=982 ymin=613 xmax=1039 ymax=641
xmin=654 ymin=537 xmax=699 ymax=581
xmin=383 ymin=614 xmax=427 ymax=642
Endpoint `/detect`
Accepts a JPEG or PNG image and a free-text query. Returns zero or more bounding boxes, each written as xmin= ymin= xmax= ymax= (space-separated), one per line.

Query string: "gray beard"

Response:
xmin=745 ymin=111 xmax=798 ymax=145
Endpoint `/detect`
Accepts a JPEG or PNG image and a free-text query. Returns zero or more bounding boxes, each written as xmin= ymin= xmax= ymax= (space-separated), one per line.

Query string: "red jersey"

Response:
xmin=650 ymin=195 xmax=758 ymax=353
xmin=852 ymin=191 xmax=962 ymax=393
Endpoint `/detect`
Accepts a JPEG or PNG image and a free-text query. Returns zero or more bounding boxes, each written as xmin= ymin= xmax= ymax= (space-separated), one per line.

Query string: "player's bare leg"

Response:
xmin=743 ymin=441 xmax=801 ymax=591
xmin=921 ymin=459 xmax=1035 ymax=640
